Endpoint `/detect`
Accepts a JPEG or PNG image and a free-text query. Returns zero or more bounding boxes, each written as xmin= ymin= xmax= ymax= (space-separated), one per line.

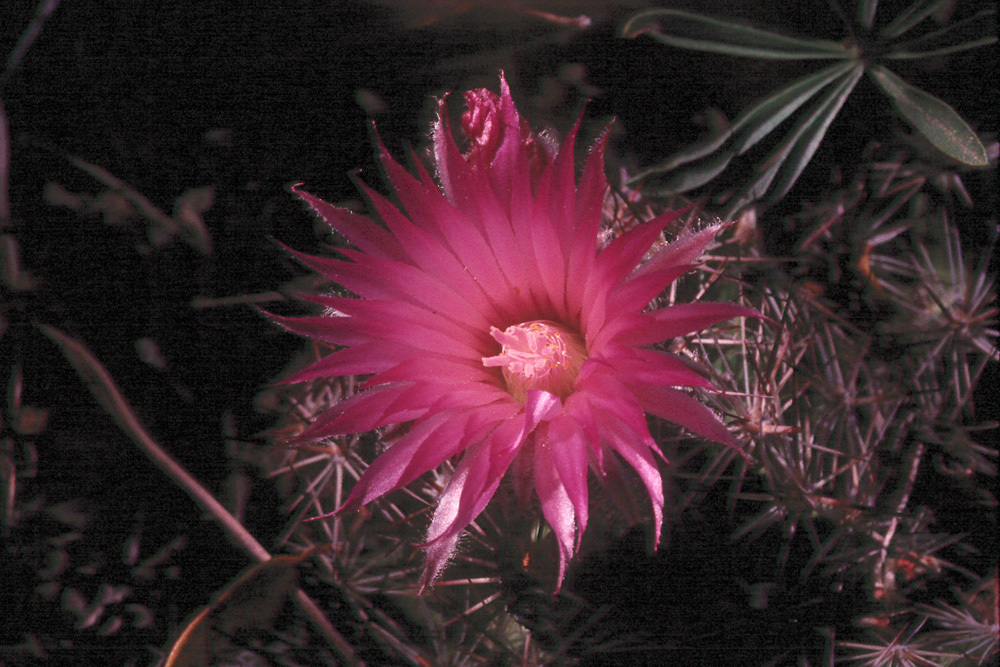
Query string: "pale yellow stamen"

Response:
xmin=482 ymin=320 xmax=587 ymax=402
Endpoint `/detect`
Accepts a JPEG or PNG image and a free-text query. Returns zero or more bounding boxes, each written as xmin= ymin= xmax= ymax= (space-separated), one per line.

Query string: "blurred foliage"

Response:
xmin=623 ymin=0 xmax=995 ymax=217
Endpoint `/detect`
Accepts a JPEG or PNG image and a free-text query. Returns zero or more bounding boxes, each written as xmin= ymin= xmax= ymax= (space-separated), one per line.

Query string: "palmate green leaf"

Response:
xmin=652 ymin=149 xmax=735 ymax=195
xmin=729 ymin=62 xmax=856 ymax=155
xmin=885 ymin=8 xmax=997 ymax=60
xmin=868 ymin=65 xmax=989 ymax=166
xmin=624 ymin=2 xmax=992 ymax=213
xmin=879 ymin=0 xmax=951 ymax=40
xmin=622 ymin=9 xmax=849 ymax=60
xmin=720 ymin=65 xmax=864 ymax=218
xmin=627 ymin=121 xmax=732 ymax=182
xmin=630 ymin=61 xmax=855 ymax=188
xmin=764 ymin=65 xmax=864 ymax=204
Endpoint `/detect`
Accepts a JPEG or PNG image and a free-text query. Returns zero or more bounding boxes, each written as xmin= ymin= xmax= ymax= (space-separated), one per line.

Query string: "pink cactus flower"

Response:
xmin=275 ymin=74 xmax=756 ymax=590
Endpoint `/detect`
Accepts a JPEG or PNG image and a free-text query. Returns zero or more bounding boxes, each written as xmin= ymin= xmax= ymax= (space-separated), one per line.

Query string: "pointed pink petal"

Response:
xmin=423 ymin=389 xmax=558 ymax=549
xmin=632 ymin=384 xmax=737 ymax=448
xmin=294 ymin=384 xmax=424 ymax=440
xmin=594 ymin=209 xmax=685 ymax=287
xmin=432 ymin=99 xmax=485 ymax=213
xmin=581 ymin=210 xmax=682 ymax=333
xmin=271 ymin=305 xmax=484 ymax=364
xmin=379 ymin=141 xmax=529 ymax=321
xmin=279 ymin=246 xmax=400 ymax=300
xmin=291 ymin=185 xmax=407 ymax=262
xmin=375 ymin=152 xmax=513 ymax=309
xmin=412 ymin=151 xmax=522 ymax=293
xmin=565 ymin=132 xmax=609 ymax=317
xmin=527 ymin=131 xmax=573 ymax=311
xmin=284 ymin=246 xmax=499 ymax=334
xmin=578 ymin=367 xmax=655 ymax=447
xmin=525 ymin=204 xmax=568 ymax=319
xmin=357 ymin=186 xmax=508 ymax=323
xmin=546 ymin=415 xmax=590 ymax=551
xmin=423 ymin=385 xmax=515 ymax=413
xmin=266 ymin=311 xmax=367 ymax=347
xmin=630 ymin=223 xmax=725 ymax=280
xmin=599 ymin=345 xmax=716 ymax=390
xmin=359 ymin=182 xmax=477 ymax=281
xmin=283 ymin=342 xmax=406 ymax=383
xmin=338 ymin=249 xmax=494 ymax=331
xmin=436 ymin=418 xmax=526 ymax=541
xmin=563 ymin=390 xmax=602 ymax=472
xmin=489 ymin=72 xmax=549 ymax=211
xmin=289 ymin=293 xmax=486 ymax=355
xmin=523 ymin=389 xmax=563 ymax=428
xmin=431 ymin=95 xmax=460 ymax=204
xmin=534 ymin=434 xmax=576 ymax=590
xmin=490 ymin=72 xmax=525 ymax=202
xmin=419 ymin=530 xmax=464 ymax=593
xmin=602 ymin=262 xmax=698 ymax=320
xmin=581 ymin=291 xmax=608 ymax=347
xmin=325 ymin=300 xmax=487 ymax=359
xmin=535 ymin=117 xmax=580 ymax=253
xmin=597 ymin=412 xmax=664 ymax=549
xmin=362 ymin=355 xmax=499 ymax=389
xmin=303 ymin=294 xmax=484 ymax=342
xmin=420 ymin=416 xmax=529 ymax=590
xmin=525 ymin=121 xmax=579 ymax=312
xmin=615 ymin=302 xmax=760 ymax=347
xmin=423 ymin=147 xmax=540 ymax=316
xmin=475 ymin=206 xmax=540 ymax=314
xmin=296 ymin=380 xmax=498 ymax=443
xmin=339 ymin=402 xmax=521 ymax=512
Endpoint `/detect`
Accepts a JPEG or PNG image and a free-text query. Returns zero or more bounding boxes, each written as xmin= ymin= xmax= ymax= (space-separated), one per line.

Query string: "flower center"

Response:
xmin=482 ymin=320 xmax=587 ymax=402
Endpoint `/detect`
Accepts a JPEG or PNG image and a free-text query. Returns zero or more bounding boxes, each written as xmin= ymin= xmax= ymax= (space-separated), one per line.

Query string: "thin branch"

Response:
xmin=1 ymin=0 xmax=62 ymax=89
xmin=0 ymin=98 xmax=8 ymax=223
xmin=37 ymin=323 xmax=360 ymax=663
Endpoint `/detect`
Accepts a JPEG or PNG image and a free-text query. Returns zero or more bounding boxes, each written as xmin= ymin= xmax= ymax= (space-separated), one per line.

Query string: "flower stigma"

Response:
xmin=482 ymin=320 xmax=588 ymax=402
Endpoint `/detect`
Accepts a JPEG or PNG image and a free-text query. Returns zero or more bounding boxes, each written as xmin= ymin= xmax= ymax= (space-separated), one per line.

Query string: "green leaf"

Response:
xmin=857 ymin=0 xmax=879 ymax=30
xmin=885 ymin=8 xmax=997 ymax=60
xmin=654 ymin=150 xmax=735 ymax=195
xmin=880 ymin=0 xmax=951 ymax=40
xmin=627 ymin=121 xmax=733 ymax=182
xmin=721 ymin=65 xmax=863 ymax=217
xmin=622 ymin=9 xmax=849 ymax=60
xmin=765 ymin=66 xmax=864 ymax=203
xmin=729 ymin=61 xmax=856 ymax=155
xmin=630 ymin=62 xmax=854 ymax=188
xmin=868 ymin=65 xmax=989 ymax=166
xmin=887 ymin=34 xmax=998 ymax=60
